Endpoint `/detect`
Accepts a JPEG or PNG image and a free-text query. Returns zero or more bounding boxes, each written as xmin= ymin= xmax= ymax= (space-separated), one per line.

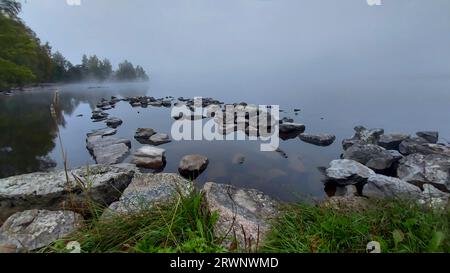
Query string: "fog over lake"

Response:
xmin=1 ymin=0 xmax=449 ymax=201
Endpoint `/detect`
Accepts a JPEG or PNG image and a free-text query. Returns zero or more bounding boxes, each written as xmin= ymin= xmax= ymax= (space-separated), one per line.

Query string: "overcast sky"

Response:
xmin=19 ymin=0 xmax=450 ymax=79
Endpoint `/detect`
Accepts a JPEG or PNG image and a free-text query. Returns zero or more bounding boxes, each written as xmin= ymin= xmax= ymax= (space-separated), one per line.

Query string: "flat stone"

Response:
xmin=325 ymin=159 xmax=375 ymax=185
xmin=0 ymin=164 xmax=136 ymax=223
xmin=0 ymin=210 xmax=83 ymax=252
xmin=299 ymin=133 xmax=336 ymax=147
xmin=148 ymin=133 xmax=171 ymax=146
xmin=86 ymin=135 xmax=131 ymax=164
xmin=87 ymin=128 xmax=117 ymax=138
xmin=363 ymin=174 xmax=422 ymax=199
xmin=202 ymin=182 xmax=279 ymax=250
xmin=104 ymin=173 xmax=191 ymax=216
xmin=178 ymin=155 xmax=209 ymax=179
xmin=132 ymin=146 xmax=166 ymax=170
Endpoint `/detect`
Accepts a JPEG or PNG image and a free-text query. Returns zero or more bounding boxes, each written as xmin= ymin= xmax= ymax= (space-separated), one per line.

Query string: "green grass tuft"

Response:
xmin=262 ymin=199 xmax=449 ymax=253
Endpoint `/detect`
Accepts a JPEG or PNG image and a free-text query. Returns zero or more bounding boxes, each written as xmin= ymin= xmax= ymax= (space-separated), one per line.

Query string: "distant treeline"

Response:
xmin=0 ymin=0 xmax=149 ymax=91
xmin=53 ymin=53 xmax=149 ymax=83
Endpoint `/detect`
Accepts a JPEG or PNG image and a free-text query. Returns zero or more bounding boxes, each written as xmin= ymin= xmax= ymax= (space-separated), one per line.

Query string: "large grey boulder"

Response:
xmin=0 ymin=164 xmax=136 ymax=223
xmin=299 ymin=133 xmax=336 ymax=147
xmin=105 ymin=173 xmax=191 ymax=215
xmin=325 ymin=159 xmax=375 ymax=185
xmin=378 ymin=133 xmax=410 ymax=150
xmin=132 ymin=146 xmax=166 ymax=170
xmin=343 ymin=144 xmax=403 ymax=172
xmin=202 ymin=182 xmax=279 ymax=251
xmin=178 ymin=155 xmax=209 ymax=179
xmin=397 ymin=153 xmax=450 ymax=191
xmin=0 ymin=210 xmax=83 ymax=252
xmin=363 ymin=174 xmax=422 ymax=199
xmin=342 ymin=126 xmax=384 ymax=150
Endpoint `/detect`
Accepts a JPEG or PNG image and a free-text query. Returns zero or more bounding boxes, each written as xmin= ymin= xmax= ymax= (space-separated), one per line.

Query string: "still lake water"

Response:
xmin=1 ymin=75 xmax=449 ymax=202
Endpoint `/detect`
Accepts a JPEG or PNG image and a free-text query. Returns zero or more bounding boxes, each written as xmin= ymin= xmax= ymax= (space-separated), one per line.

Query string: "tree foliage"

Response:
xmin=0 ymin=2 xmax=149 ymax=91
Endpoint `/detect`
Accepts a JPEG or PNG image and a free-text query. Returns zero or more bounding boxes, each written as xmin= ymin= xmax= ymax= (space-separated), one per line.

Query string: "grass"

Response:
xmin=42 ymin=191 xmax=227 ymax=253
xmin=261 ymin=199 xmax=449 ymax=253
xmin=40 ymin=188 xmax=449 ymax=253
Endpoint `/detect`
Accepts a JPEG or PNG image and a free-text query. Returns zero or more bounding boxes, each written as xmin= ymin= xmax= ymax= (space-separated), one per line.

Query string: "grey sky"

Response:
xmin=20 ymin=0 xmax=450 ymax=79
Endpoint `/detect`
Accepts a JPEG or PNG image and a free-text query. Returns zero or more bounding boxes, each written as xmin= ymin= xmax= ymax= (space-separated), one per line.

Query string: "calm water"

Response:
xmin=1 ymin=76 xmax=449 ymax=202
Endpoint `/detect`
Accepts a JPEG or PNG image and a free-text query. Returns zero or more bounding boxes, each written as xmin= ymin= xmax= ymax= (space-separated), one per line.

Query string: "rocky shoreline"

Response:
xmin=1 ymin=93 xmax=449 ymax=253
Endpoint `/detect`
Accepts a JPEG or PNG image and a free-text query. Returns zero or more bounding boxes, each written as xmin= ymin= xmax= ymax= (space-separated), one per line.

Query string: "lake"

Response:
xmin=1 ymin=74 xmax=449 ymax=202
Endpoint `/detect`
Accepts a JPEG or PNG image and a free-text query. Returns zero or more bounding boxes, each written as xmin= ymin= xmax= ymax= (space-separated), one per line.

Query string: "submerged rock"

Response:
xmin=105 ymin=173 xmax=191 ymax=215
xmin=232 ymin=154 xmax=246 ymax=165
xmin=325 ymin=159 xmax=375 ymax=185
xmin=0 ymin=164 xmax=136 ymax=222
xmin=202 ymin=182 xmax=279 ymax=250
xmin=132 ymin=146 xmax=166 ymax=170
xmin=0 ymin=210 xmax=83 ymax=252
xmin=397 ymin=153 xmax=450 ymax=191
xmin=178 ymin=155 xmax=209 ymax=179
xmin=362 ymin=174 xmax=422 ymax=199
xmin=299 ymin=133 xmax=336 ymax=147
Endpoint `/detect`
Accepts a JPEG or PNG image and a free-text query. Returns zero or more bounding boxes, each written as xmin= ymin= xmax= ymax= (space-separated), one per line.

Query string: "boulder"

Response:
xmin=399 ymin=138 xmax=450 ymax=156
xmin=132 ymin=146 xmax=166 ymax=170
xmin=178 ymin=155 xmax=209 ymax=179
xmin=0 ymin=164 xmax=136 ymax=222
xmin=343 ymin=144 xmax=402 ymax=172
xmin=416 ymin=131 xmax=439 ymax=144
xmin=134 ymin=128 xmax=156 ymax=143
xmin=325 ymin=159 xmax=375 ymax=185
xmin=105 ymin=117 xmax=123 ymax=128
xmin=362 ymin=174 xmax=422 ymax=199
xmin=148 ymin=133 xmax=171 ymax=146
xmin=397 ymin=153 xmax=450 ymax=191
xmin=342 ymin=126 xmax=384 ymax=150
xmin=378 ymin=133 xmax=410 ymax=150
xmin=202 ymin=182 xmax=279 ymax=250
xmin=299 ymin=134 xmax=336 ymax=147
xmin=104 ymin=173 xmax=191 ymax=215
xmin=0 ymin=210 xmax=83 ymax=252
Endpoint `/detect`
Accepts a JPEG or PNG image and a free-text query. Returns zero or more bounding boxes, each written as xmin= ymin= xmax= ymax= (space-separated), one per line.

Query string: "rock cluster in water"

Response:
xmin=324 ymin=126 xmax=449 ymax=207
